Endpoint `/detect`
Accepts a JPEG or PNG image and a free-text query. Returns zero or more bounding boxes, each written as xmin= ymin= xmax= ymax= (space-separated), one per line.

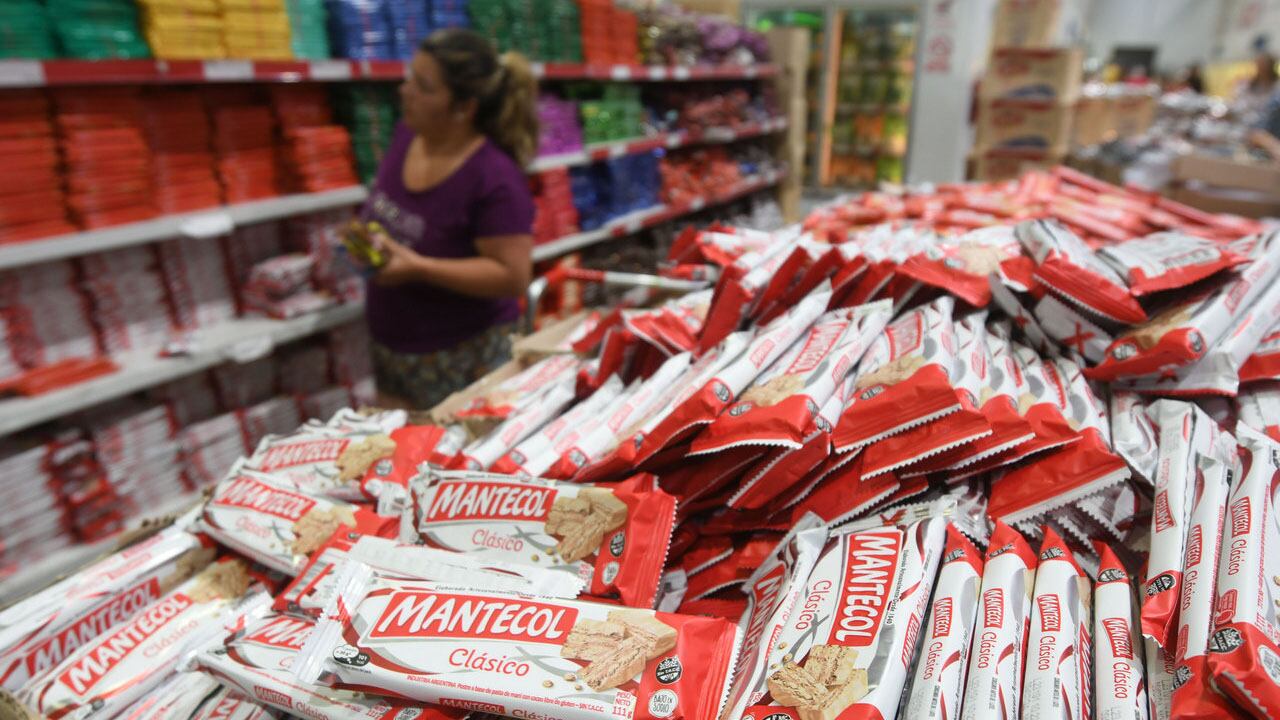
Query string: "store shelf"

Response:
xmin=532 ymin=168 xmax=785 ymax=261
xmin=0 ymin=302 xmax=363 ymax=438
xmin=528 ymin=118 xmax=788 ymax=173
xmin=0 ymin=59 xmax=777 ymax=88
xmin=0 ymin=186 xmax=368 ymax=272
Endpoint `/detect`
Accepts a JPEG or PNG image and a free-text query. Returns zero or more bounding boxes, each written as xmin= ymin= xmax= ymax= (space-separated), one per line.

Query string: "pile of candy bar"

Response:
xmin=5 ymin=165 xmax=1280 ymax=720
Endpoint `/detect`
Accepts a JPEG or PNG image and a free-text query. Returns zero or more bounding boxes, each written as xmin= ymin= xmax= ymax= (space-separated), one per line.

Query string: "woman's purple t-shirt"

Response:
xmin=361 ymin=124 xmax=533 ymax=354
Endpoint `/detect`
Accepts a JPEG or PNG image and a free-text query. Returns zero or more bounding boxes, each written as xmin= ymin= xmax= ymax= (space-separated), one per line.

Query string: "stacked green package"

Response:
xmin=0 ymin=0 xmax=58 ymax=58
xmin=286 ymin=0 xmax=329 ymax=58
xmin=47 ymin=0 xmax=150 ymax=58
xmin=335 ymin=84 xmax=397 ymax=183
xmin=532 ymin=0 xmax=580 ymax=63
xmin=469 ymin=0 xmax=522 ymax=55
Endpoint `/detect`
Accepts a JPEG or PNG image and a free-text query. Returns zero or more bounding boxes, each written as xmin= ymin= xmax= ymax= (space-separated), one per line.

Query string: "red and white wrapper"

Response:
xmin=1034 ymin=292 xmax=1115 ymax=364
xmin=833 ymin=296 xmax=963 ymax=450
xmin=1239 ymin=320 xmax=1280 ymax=382
xmin=457 ymin=374 xmax=578 ymax=470
xmin=242 ymin=420 xmax=404 ymax=502
xmin=455 ymin=354 xmax=581 ymax=421
xmin=117 ymin=671 xmax=276 ymax=720
xmin=359 ymin=424 xmax=467 ymax=502
xmin=0 ymin=528 xmax=215 ymax=691
xmin=1090 ymin=232 xmax=1280 ymax=381
xmin=1205 ymin=423 xmax=1280 ymax=718
xmin=18 ymin=562 xmax=268 ymax=719
xmin=989 ymin=275 xmax=1053 ymax=353
xmin=276 ymin=532 xmax=586 ymax=618
xmin=1141 ymin=400 xmax=1215 ymax=654
xmin=197 ymin=611 xmax=456 ymax=720
xmin=1017 ymin=219 xmax=1147 ymax=324
xmin=492 ymin=374 xmax=625 ymax=477
xmin=960 ymin=520 xmax=1038 ymax=720
xmin=638 ymin=285 xmax=832 ymax=461
xmin=1092 ymin=541 xmax=1149 ymax=720
xmin=1237 ymin=381 xmax=1280 ymax=442
xmin=692 ymin=300 xmax=891 ymax=454
xmin=1169 ymin=428 xmax=1239 ymax=719
xmin=1146 ymin=635 xmax=1177 ymax=720
xmin=1098 ymin=231 xmax=1245 ymax=297
xmin=295 ymin=571 xmax=742 ymax=720
xmin=1110 ymin=391 xmax=1159 ymax=487
xmin=197 ymin=469 xmax=394 ymax=576
xmin=905 ymin=525 xmax=984 ymax=720
xmin=1020 ymin=526 xmax=1092 ymax=720
xmin=898 ymin=225 xmax=1023 ymax=308
xmin=721 ymin=517 xmax=828 ymax=718
xmin=407 ymin=469 xmax=676 ymax=608
xmin=699 ymin=231 xmax=802 ymax=352
xmin=739 ymin=514 xmax=947 ymax=720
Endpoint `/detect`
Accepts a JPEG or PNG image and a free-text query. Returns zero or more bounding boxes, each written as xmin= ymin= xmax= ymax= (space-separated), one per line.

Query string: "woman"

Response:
xmin=356 ymin=29 xmax=538 ymax=409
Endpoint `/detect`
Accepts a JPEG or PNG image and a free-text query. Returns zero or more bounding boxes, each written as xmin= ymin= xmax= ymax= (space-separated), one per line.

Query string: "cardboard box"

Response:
xmin=980 ymin=47 xmax=1083 ymax=102
xmin=990 ymin=0 xmax=1088 ymax=49
xmin=1111 ymin=92 xmax=1157 ymax=138
xmin=1071 ymin=93 xmax=1115 ymax=146
xmin=970 ymin=148 xmax=1066 ymax=181
xmin=1171 ymin=152 xmax=1280 ymax=193
xmin=512 ymin=311 xmax=588 ymax=365
xmin=975 ymin=99 xmax=1074 ymax=153
xmin=428 ymin=359 xmax=523 ymax=434
xmin=1168 ymin=183 xmax=1280 ymax=219
xmin=766 ymin=27 xmax=811 ymax=72
xmin=674 ymin=0 xmax=739 ymax=19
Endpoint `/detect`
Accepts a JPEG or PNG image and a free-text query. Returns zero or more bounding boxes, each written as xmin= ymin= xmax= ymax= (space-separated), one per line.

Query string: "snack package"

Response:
xmin=739 ymin=515 xmax=947 ymax=720
xmin=988 ymin=274 xmax=1053 ymax=353
xmin=899 ymin=225 xmax=1023 ymax=308
xmin=197 ymin=611 xmax=456 ymax=720
xmin=1140 ymin=400 xmax=1214 ymax=654
xmin=455 ymin=374 xmax=578 ymax=470
xmin=692 ymin=301 xmax=890 ymax=455
xmin=1016 ymin=218 xmax=1147 ymax=324
xmin=198 ymin=469 xmax=395 ymax=575
xmin=904 ymin=525 xmax=985 ymax=720
xmin=1110 ymin=391 xmax=1159 ymax=486
xmin=1146 ymin=635 xmax=1177 ymax=720
xmin=407 ymin=469 xmax=676 ymax=607
xmin=1090 ymin=232 xmax=1280 ymax=381
xmin=1205 ymin=423 xmax=1280 ymax=718
xmin=960 ymin=521 xmax=1038 ymax=720
xmin=698 ymin=231 xmax=803 ymax=352
xmin=1020 ymin=526 xmax=1092 ymax=720
xmin=1239 ymin=320 xmax=1280 ymax=382
xmin=833 ymin=296 xmax=964 ymax=450
xmin=0 ymin=529 xmax=215 ymax=691
xmin=295 ymin=572 xmax=741 ymax=720
xmin=1092 ymin=541 xmax=1149 ymax=720
xmin=1034 ymin=292 xmax=1115 ymax=364
xmin=242 ymin=418 xmax=404 ymax=501
xmin=491 ymin=374 xmax=625 ymax=477
xmin=1097 ymin=231 xmax=1245 ymax=296
xmin=1169 ymin=428 xmax=1239 ymax=718
xmin=119 ymin=673 xmax=277 ymax=719
xmin=454 ymin=354 xmax=580 ymax=422
xmin=360 ymin=424 xmax=466 ymax=501
xmin=18 ymin=560 xmax=263 ymax=719
xmin=1237 ymin=381 xmax=1280 ymax=442
xmin=721 ymin=518 xmax=828 ymax=718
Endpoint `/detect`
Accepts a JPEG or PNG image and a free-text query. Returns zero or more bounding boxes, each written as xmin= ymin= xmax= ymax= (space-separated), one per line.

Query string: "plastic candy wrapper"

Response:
xmin=454 ymin=354 xmax=580 ymax=423
xmin=720 ymin=516 xmax=827 ymax=719
xmin=1205 ymin=423 xmax=1280 ymax=718
xmin=18 ymin=560 xmax=264 ymax=719
xmin=1016 ymin=219 xmax=1147 ymax=324
xmin=242 ymin=418 xmax=406 ymax=502
xmin=1136 ymin=400 xmax=1215 ymax=655
xmin=1092 ymin=541 xmax=1149 ymax=720
xmin=739 ymin=514 xmax=946 ymax=720
xmin=294 ymin=571 xmax=741 ymax=720
xmin=960 ymin=520 xmax=1038 ymax=720
xmin=1110 ymin=391 xmax=1159 ymax=486
xmin=899 ymin=225 xmax=1025 ymax=307
xmin=1034 ymin=292 xmax=1116 ymax=364
xmin=1237 ymin=381 xmax=1280 ymax=442
xmin=1020 ymin=526 xmax=1092 ymax=720
xmin=1169 ymin=428 xmax=1239 ymax=718
xmin=904 ymin=525 xmax=984 ymax=720
xmin=1098 ymin=231 xmax=1246 ymax=297
xmin=197 ymin=611 xmax=457 ymax=720
xmin=359 ymin=424 xmax=466 ymax=502
xmin=197 ymin=469 xmax=395 ymax=576
xmin=692 ymin=300 xmax=891 ymax=455
xmin=1239 ymin=319 xmax=1280 ymax=382
xmin=491 ymin=374 xmax=625 ymax=477
xmin=456 ymin=373 xmax=578 ymax=471
xmin=698 ymin=230 xmax=803 ymax=352
xmin=988 ymin=274 xmax=1053 ymax=353
xmin=0 ymin=528 xmax=215 ymax=691
xmin=117 ymin=672 xmax=277 ymax=719
xmin=406 ymin=469 xmax=676 ymax=608
xmin=1090 ymin=232 xmax=1280 ymax=381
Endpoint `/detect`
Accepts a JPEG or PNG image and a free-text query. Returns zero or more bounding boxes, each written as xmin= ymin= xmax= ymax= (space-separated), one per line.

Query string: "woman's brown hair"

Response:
xmin=419 ymin=29 xmax=539 ymax=167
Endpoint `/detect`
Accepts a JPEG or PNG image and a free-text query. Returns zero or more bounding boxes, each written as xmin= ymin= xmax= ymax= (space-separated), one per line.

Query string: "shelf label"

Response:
xmin=609 ymin=144 xmax=628 ymax=158
xmin=531 ymin=62 xmax=546 ymax=78
xmin=625 ymin=217 xmax=643 ymax=233
xmin=0 ymin=61 xmax=45 ymax=87
xmin=666 ymin=134 xmax=684 ymax=149
xmin=690 ymin=198 xmax=706 ymax=211
xmin=179 ymin=211 xmax=234 ymax=239
xmin=672 ymin=67 xmax=691 ymax=80
xmin=203 ymin=61 xmax=253 ymax=81
xmin=745 ymin=66 xmax=758 ymax=78
xmin=309 ymin=60 xmax=352 ymax=80
xmin=226 ymin=334 xmax=274 ymax=363
xmin=647 ymin=67 xmax=667 ymax=80
xmin=610 ymin=65 xmax=632 ymax=80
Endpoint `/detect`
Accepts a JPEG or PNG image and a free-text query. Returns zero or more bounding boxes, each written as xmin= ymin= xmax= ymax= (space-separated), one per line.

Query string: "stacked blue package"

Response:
xmin=570 ymin=166 xmax=606 ymax=232
xmin=429 ymin=0 xmax=469 ymax=30
xmin=604 ymin=152 xmax=659 ymax=215
xmin=326 ymin=0 xmax=396 ymax=59
xmin=387 ymin=0 xmax=431 ymax=58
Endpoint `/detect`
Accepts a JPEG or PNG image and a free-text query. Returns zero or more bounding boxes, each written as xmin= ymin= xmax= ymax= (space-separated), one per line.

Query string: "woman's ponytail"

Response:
xmin=487 ymin=52 xmax=539 ymax=167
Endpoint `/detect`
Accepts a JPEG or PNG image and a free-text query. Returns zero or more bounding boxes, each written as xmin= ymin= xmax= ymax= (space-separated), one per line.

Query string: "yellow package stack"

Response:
xmin=138 ymin=0 xmax=226 ymax=59
xmin=220 ymin=0 xmax=294 ymax=59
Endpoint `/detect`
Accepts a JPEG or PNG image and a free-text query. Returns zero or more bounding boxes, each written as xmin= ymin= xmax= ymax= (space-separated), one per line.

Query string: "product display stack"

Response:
xmin=0 ymin=0 xmax=57 ymax=58
xmin=285 ymin=0 xmax=330 ymax=58
xmin=137 ymin=0 xmax=224 ymax=59
xmin=0 ymin=91 xmax=74 ymax=243
xmin=334 ymin=83 xmax=398 ymax=183
xmin=142 ymin=89 xmax=224 ymax=214
xmin=55 ymin=88 xmax=158 ymax=229
xmin=46 ymin=0 xmax=150 ymax=59
xmin=211 ymin=92 xmax=282 ymax=203
xmin=220 ymin=0 xmax=294 ymax=59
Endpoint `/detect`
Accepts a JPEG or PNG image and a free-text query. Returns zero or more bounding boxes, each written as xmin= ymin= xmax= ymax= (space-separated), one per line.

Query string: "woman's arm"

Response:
xmin=370 ymin=231 xmax=533 ymax=299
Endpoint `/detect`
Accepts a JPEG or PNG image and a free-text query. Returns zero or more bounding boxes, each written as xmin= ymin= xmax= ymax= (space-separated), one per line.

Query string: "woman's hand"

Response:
xmin=369 ymin=228 xmax=427 ymax=286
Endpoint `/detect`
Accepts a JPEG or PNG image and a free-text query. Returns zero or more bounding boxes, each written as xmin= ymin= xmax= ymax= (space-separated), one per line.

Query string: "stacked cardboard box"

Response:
xmin=1167 ymin=151 xmax=1280 ymax=218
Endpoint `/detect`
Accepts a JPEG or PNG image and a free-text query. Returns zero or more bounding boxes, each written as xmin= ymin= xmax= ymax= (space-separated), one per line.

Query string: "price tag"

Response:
xmin=647 ymin=67 xmax=666 ymax=80
xmin=531 ymin=62 xmax=546 ymax=78
xmin=672 ymin=67 xmax=691 ymax=80
xmin=609 ymin=144 xmax=628 ymax=158
xmin=690 ymin=198 xmax=706 ymax=212
xmin=203 ymin=60 xmax=253 ymax=81
xmin=610 ymin=65 xmax=632 ymax=80
xmin=225 ymin=334 xmax=274 ymax=363
xmin=666 ymin=134 xmax=683 ymax=149
xmin=309 ymin=60 xmax=352 ymax=80
xmin=0 ymin=61 xmax=45 ymax=87
xmin=745 ymin=66 xmax=758 ymax=78
xmin=179 ymin=211 xmax=233 ymax=239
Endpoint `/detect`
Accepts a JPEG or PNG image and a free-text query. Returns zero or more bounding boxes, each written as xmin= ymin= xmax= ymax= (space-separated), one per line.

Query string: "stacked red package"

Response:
xmin=0 ymin=91 xmax=74 ymax=243
xmin=224 ymin=219 xmax=285 ymax=309
xmin=157 ymin=236 xmax=237 ymax=332
xmin=660 ymin=147 xmax=743 ymax=205
xmin=238 ymin=394 xmax=302 ymax=449
xmin=211 ymin=95 xmax=281 ymax=203
xmin=241 ymin=252 xmax=333 ymax=319
xmin=0 ymin=262 xmax=99 ymax=381
xmin=53 ymin=88 xmax=157 ymax=230
xmin=530 ymin=168 xmax=579 ymax=245
xmin=150 ymin=371 xmax=222 ymax=427
xmin=0 ymin=443 xmax=72 ymax=574
xmin=271 ymin=85 xmax=358 ymax=193
xmin=80 ymin=403 xmax=186 ymax=538
xmin=287 ymin=208 xmax=363 ymax=302
xmin=142 ymin=89 xmax=223 ymax=214
xmin=327 ymin=320 xmax=374 ymax=388
xmin=79 ymin=247 xmax=176 ymax=356
xmin=580 ymin=0 xmax=637 ymax=65
xmin=300 ymin=384 xmax=354 ymax=420
xmin=179 ymin=411 xmax=246 ymax=489
xmin=212 ymin=354 xmax=276 ymax=411
xmin=277 ymin=342 xmax=331 ymax=396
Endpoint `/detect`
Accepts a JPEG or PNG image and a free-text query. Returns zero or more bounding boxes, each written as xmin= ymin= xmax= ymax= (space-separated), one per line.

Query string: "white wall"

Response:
xmin=1086 ymin=0 xmax=1223 ymax=73
xmin=1218 ymin=0 xmax=1280 ymax=60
